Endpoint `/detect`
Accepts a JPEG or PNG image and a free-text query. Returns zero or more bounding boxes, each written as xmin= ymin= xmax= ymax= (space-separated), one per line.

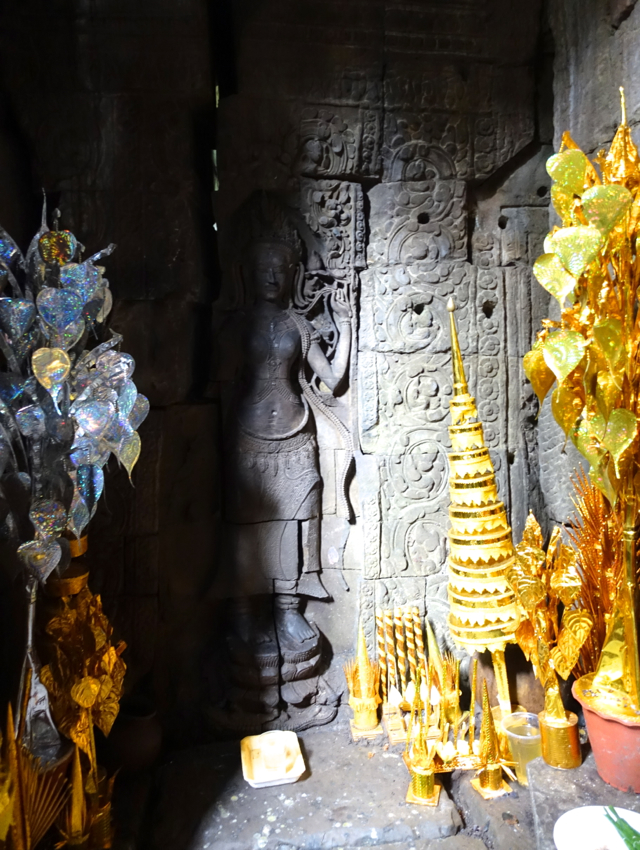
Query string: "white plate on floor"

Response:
xmin=554 ymin=805 xmax=640 ymax=850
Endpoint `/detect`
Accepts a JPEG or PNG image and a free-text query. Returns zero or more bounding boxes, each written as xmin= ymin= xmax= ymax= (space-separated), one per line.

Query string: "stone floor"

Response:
xmin=144 ymin=724 xmax=515 ymax=850
xmin=113 ymin=726 xmax=640 ymax=850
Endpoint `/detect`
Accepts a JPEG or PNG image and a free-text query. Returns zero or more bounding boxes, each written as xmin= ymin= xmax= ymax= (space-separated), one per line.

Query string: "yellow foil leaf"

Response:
xmin=549 ymin=544 xmax=581 ymax=606
xmin=596 ymin=371 xmax=620 ymax=420
xmin=593 ymin=317 xmax=625 ymax=371
xmin=515 ymin=619 xmax=536 ymax=661
xmin=549 ymin=225 xmax=603 ymax=277
xmin=551 ymin=184 xmax=576 ymax=223
xmin=542 ymin=329 xmax=587 ymax=384
xmin=521 ymin=512 xmax=543 ymax=550
xmin=551 ymin=609 xmax=594 ymax=679
xmin=70 ymin=676 xmax=101 ymax=709
xmin=533 ymin=253 xmax=577 ymax=303
xmin=602 ymin=408 xmax=637 ymax=476
xmin=551 ymin=384 xmax=583 ymax=436
xmin=118 ymin=431 xmax=141 ymax=478
xmin=546 ymin=149 xmax=588 ymax=194
xmin=513 ymin=574 xmax=545 ymax=611
xmin=523 ymin=345 xmax=556 ymax=404
xmin=32 ymin=347 xmax=71 ymax=390
xmin=582 ymin=184 xmax=633 ymax=234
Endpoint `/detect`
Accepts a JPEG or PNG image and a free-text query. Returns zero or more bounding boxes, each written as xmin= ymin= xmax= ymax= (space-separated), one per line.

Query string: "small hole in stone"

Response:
xmin=537 ymin=185 xmax=548 ymax=197
xmin=507 ymin=450 xmax=515 ymax=464
xmin=498 ymin=215 xmax=508 ymax=230
xmin=417 ymin=212 xmax=430 ymax=224
xmin=413 ymin=303 xmax=425 ymax=315
xmin=482 ymin=301 xmax=494 ymax=319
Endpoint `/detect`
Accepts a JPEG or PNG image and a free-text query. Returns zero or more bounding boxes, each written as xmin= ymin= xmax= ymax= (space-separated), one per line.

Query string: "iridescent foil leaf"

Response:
xmin=523 ymin=346 xmax=556 ymax=404
xmin=15 ymin=404 xmax=46 ymax=438
xmin=542 ymin=329 xmax=587 ymax=384
xmin=32 ymin=348 xmax=71 ymax=390
xmin=60 ymin=262 xmax=101 ymax=302
xmin=533 ymin=253 xmax=577 ymax=303
xmin=582 ymin=183 xmax=633 ymax=235
xmin=96 ymin=352 xmax=135 ymax=389
xmin=589 ymin=458 xmax=617 ymax=505
xmin=0 ymin=374 xmax=25 ymax=406
xmin=96 ymin=288 xmax=113 ymax=323
xmin=118 ymin=380 xmax=137 ymax=418
xmin=73 ymin=401 xmax=116 ymax=439
xmin=36 ymin=287 xmax=83 ymax=332
xmin=551 ymin=384 xmax=583 ymax=436
xmin=13 ymin=329 xmax=38 ymax=363
xmin=17 ymin=539 xmax=61 ymax=583
xmin=29 ymin=498 xmax=67 ymax=538
xmin=546 ymin=149 xmax=588 ymax=194
xmin=38 ymin=230 xmax=77 ymax=266
xmin=49 ymin=318 xmax=85 ymax=352
xmin=118 ymin=431 xmax=141 ymax=478
xmin=129 ymin=394 xmax=149 ymax=430
xmin=549 ymin=226 xmax=603 ymax=277
xmin=0 ymin=298 xmax=36 ymax=341
xmin=77 ymin=464 xmax=104 ymax=516
xmin=66 ymin=488 xmax=90 ymax=539
xmin=602 ymin=407 xmax=637 ymax=476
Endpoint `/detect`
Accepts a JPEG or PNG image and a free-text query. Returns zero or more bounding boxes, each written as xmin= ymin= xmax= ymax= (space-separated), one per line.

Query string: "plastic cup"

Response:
xmin=502 ymin=712 xmax=541 ymax=786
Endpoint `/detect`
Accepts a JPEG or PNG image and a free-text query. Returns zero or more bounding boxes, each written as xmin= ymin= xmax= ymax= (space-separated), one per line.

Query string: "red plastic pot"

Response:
xmin=573 ymin=679 xmax=640 ymax=792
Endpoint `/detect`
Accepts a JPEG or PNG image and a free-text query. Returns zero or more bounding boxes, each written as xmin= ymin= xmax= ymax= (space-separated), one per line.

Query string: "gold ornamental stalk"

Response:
xmin=376 ymin=612 xmax=388 ymax=704
xmin=446 ymin=300 xmax=520 ymax=714
xmin=525 ymin=88 xmax=640 ymax=722
xmin=395 ymin=608 xmax=407 ymax=694
xmin=344 ymin=624 xmax=381 ymax=731
xmin=404 ymin=610 xmax=417 ymax=684
xmin=412 ymin=608 xmax=427 ymax=683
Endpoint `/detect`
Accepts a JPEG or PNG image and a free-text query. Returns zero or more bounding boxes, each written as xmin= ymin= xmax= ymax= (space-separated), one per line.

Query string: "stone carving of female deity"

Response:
xmin=217 ymin=203 xmax=352 ymax=731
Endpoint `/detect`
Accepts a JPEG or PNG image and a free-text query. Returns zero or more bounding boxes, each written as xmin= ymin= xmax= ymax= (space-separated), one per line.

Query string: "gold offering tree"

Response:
xmin=524 ymin=88 xmax=640 ymax=718
xmin=446 ymin=300 xmax=520 ymax=713
xmin=507 ymin=513 xmax=593 ymax=718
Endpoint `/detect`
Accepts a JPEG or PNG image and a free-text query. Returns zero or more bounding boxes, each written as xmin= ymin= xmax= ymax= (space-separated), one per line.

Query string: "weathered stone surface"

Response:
xmin=151 ymin=725 xmax=461 ymax=850
xmin=453 ymin=768 xmax=536 ymax=850
xmin=527 ymin=752 xmax=640 ymax=850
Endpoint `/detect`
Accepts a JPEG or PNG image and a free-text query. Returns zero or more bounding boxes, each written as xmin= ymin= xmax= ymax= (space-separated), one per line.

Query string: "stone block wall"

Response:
xmin=213 ymin=0 xmax=554 ymax=713
xmin=0 ymin=0 xmax=219 ymax=741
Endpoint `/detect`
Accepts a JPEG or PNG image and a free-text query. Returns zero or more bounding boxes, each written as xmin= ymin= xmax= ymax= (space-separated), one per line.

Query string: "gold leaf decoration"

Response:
xmin=533 ymin=253 xmax=577 ymax=303
xmin=542 ymin=329 xmax=587 ymax=384
xmin=602 ymin=408 xmax=637 ymax=476
xmin=546 ymin=148 xmax=588 ymax=194
xmin=523 ymin=345 xmax=556 ymax=404
xmin=550 ymin=545 xmax=581 ymax=606
xmin=549 ymin=225 xmax=603 ymax=277
xmin=582 ymin=184 xmax=633 ymax=234
xmin=551 ymin=609 xmax=594 ymax=679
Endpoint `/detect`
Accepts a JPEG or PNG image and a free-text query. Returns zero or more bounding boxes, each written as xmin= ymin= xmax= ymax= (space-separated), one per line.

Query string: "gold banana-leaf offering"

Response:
xmin=526 ymin=88 xmax=640 ymax=717
xmin=40 ymin=587 xmax=126 ymax=779
xmin=507 ymin=513 xmax=593 ymax=719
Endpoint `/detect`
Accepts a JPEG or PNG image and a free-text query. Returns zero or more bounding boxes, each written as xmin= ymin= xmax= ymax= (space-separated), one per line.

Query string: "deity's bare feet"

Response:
xmin=275 ymin=605 xmax=316 ymax=644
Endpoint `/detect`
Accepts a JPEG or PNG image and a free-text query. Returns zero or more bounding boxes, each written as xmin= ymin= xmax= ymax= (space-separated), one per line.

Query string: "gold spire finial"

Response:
xmin=447 ymin=298 xmax=469 ymax=397
xmin=479 ymin=679 xmax=499 ymax=765
xmin=621 ymin=86 xmax=627 ymax=125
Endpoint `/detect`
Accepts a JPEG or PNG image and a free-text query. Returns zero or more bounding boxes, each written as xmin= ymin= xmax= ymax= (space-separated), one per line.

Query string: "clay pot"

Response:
xmin=103 ymin=698 xmax=163 ymax=773
xmin=573 ymin=680 xmax=640 ymax=792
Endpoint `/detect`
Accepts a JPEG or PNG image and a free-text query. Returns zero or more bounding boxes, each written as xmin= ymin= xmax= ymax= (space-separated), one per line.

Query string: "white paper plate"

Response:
xmin=554 ymin=805 xmax=640 ymax=850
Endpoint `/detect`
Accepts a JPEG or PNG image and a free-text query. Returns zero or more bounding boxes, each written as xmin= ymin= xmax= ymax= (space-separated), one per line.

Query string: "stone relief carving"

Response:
xmin=212 ymin=0 xmax=551 ymax=723
xmin=212 ymin=194 xmax=357 ymax=732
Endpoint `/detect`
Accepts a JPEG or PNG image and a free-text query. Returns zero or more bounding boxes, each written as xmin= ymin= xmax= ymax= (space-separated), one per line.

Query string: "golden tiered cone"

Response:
xmin=446 ymin=299 xmax=519 ymax=715
xmin=344 ymin=622 xmax=382 ymax=739
xmin=56 ymin=746 xmax=89 ymax=848
xmin=471 ymin=681 xmax=516 ymax=799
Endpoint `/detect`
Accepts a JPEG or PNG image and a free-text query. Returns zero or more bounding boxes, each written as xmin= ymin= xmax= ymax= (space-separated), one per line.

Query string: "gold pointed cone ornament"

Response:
xmin=470 ymin=681 xmax=513 ymax=798
xmin=344 ymin=623 xmax=381 ymax=732
xmin=446 ymin=300 xmax=519 ymax=713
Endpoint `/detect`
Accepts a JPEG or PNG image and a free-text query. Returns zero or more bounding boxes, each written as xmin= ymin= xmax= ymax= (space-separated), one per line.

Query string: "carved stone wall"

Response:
xmin=213 ymin=0 xmax=553 ymax=704
xmin=542 ymin=0 xmax=640 ymax=525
